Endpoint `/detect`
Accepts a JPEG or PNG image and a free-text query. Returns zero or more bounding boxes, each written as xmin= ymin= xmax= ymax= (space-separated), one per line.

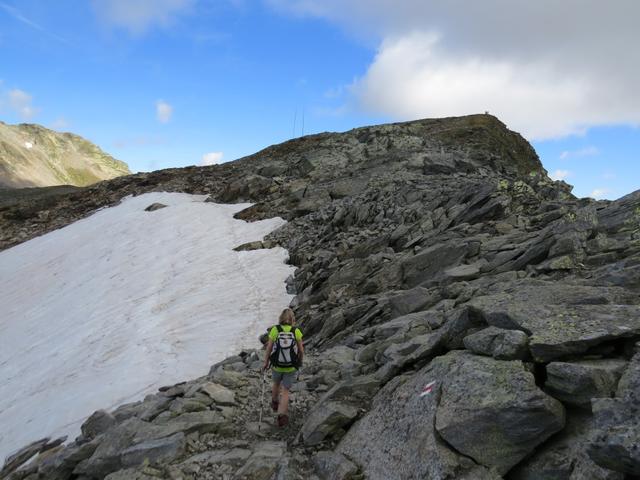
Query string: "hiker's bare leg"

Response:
xmin=278 ymin=387 xmax=290 ymax=415
xmin=272 ymin=382 xmax=280 ymax=403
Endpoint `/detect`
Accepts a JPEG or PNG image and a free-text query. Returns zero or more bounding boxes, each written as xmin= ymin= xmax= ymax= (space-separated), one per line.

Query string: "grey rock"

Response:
xmin=463 ymin=326 xmax=529 ymax=359
xmin=235 ymin=441 xmax=286 ymax=480
xmin=400 ymin=243 xmax=469 ymax=288
xmin=144 ymin=203 xmax=167 ymax=212
xmin=1 ymin=438 xmax=50 ymax=477
xmin=588 ymin=398 xmax=640 ymax=476
xmin=338 ymin=351 xmax=504 ymax=480
xmin=616 ymin=347 xmax=640 ymax=402
xmin=469 ymin=297 xmax=640 ymax=362
xmin=37 ymin=439 xmax=100 ymax=480
xmin=81 ymin=410 xmax=117 ymax=440
xmin=121 ymin=432 xmax=186 ymax=468
xmin=510 ymin=412 xmax=623 ymax=480
xmin=200 ymin=382 xmax=236 ymax=406
xmin=434 ymin=353 xmax=565 ymax=475
xmin=169 ymin=397 xmax=209 ymax=414
xmin=313 ymin=451 xmax=358 ymax=480
xmin=545 ymin=359 xmax=627 ymax=407
xmin=302 ymin=402 xmax=359 ymax=446
xmin=179 ymin=447 xmax=251 ymax=467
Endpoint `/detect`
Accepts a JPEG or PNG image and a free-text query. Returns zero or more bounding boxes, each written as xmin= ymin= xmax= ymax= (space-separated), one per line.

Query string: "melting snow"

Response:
xmin=24 ymin=141 xmax=33 ymax=149
xmin=0 ymin=192 xmax=296 ymax=461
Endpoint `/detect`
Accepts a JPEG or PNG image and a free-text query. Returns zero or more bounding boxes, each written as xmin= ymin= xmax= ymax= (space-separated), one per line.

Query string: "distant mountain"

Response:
xmin=0 ymin=122 xmax=130 ymax=188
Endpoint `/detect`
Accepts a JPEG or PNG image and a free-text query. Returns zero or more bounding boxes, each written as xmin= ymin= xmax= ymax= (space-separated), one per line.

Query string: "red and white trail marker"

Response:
xmin=419 ymin=381 xmax=436 ymax=397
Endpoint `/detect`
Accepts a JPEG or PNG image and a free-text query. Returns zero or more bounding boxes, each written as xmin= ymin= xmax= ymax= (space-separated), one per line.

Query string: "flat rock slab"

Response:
xmin=200 ymin=382 xmax=236 ymax=406
xmin=435 ymin=352 xmax=565 ymax=474
xmin=469 ymin=296 xmax=640 ymax=361
xmin=545 ymin=359 xmax=627 ymax=407
xmin=121 ymin=432 xmax=185 ymax=468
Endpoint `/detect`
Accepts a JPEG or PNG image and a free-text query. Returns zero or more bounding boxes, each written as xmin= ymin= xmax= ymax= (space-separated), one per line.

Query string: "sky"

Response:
xmin=0 ymin=0 xmax=638 ymax=200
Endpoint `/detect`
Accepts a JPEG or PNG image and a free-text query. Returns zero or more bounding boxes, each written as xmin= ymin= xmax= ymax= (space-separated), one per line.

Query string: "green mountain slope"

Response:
xmin=0 ymin=122 xmax=130 ymax=188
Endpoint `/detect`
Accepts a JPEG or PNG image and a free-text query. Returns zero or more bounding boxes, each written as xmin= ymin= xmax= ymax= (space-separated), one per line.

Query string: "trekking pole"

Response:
xmin=258 ymin=369 xmax=265 ymax=432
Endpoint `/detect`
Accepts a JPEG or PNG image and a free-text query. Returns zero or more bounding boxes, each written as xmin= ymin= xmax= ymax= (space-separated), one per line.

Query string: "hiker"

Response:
xmin=262 ymin=308 xmax=304 ymax=427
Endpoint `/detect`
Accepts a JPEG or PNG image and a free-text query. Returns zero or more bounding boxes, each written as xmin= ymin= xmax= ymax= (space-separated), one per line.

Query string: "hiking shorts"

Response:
xmin=272 ymin=370 xmax=297 ymax=389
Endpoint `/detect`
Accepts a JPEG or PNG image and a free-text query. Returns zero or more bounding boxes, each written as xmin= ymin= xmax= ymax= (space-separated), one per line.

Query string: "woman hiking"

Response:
xmin=262 ymin=308 xmax=304 ymax=427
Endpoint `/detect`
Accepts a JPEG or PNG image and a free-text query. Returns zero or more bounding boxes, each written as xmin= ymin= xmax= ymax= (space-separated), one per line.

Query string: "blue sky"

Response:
xmin=0 ymin=0 xmax=638 ymax=200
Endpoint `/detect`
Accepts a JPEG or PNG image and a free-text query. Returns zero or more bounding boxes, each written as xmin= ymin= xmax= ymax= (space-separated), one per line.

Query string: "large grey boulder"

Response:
xmin=234 ymin=441 xmax=286 ymax=480
xmin=313 ymin=451 xmax=358 ymax=480
xmin=509 ymin=412 xmax=623 ymax=480
xmin=469 ymin=297 xmax=640 ymax=361
xmin=588 ymin=399 xmax=640 ymax=476
xmin=81 ymin=410 xmax=117 ymax=440
xmin=338 ymin=352 xmax=519 ymax=480
xmin=301 ymin=401 xmax=359 ymax=446
xmin=1 ymin=438 xmax=51 ymax=477
xmin=463 ymin=326 xmax=529 ymax=359
xmin=545 ymin=359 xmax=627 ymax=407
xmin=587 ymin=349 xmax=640 ymax=476
xmin=120 ymin=432 xmax=185 ymax=468
xmin=200 ymin=382 xmax=236 ymax=406
xmin=435 ymin=353 xmax=565 ymax=475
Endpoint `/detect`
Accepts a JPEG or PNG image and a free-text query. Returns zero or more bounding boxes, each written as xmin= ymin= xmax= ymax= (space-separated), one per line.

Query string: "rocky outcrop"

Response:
xmin=0 ymin=122 xmax=130 ymax=188
xmin=2 ymin=114 xmax=639 ymax=479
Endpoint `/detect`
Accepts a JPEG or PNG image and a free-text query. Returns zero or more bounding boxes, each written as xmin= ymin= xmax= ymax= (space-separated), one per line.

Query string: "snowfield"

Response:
xmin=0 ymin=192 xmax=296 ymax=462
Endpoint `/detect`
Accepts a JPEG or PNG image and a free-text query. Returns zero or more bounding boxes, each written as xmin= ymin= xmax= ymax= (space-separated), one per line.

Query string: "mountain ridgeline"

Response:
xmin=1 ymin=114 xmax=639 ymax=480
xmin=0 ymin=122 xmax=130 ymax=188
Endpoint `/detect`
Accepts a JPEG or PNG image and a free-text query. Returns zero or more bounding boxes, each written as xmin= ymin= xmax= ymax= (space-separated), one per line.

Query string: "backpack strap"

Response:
xmin=275 ymin=325 xmax=283 ymax=333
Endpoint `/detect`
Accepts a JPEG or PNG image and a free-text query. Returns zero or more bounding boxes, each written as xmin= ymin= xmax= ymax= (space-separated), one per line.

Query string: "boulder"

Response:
xmin=234 ymin=441 xmax=286 ymax=480
xmin=400 ymin=243 xmax=469 ymax=288
xmin=200 ymin=382 xmax=236 ymax=406
xmin=313 ymin=451 xmax=358 ymax=480
xmin=144 ymin=203 xmax=167 ymax=212
xmin=463 ymin=326 xmax=529 ymax=359
xmin=338 ymin=352 xmax=518 ymax=479
xmin=434 ymin=353 xmax=565 ymax=475
xmin=37 ymin=439 xmax=100 ymax=480
xmin=588 ymin=399 xmax=640 ymax=476
xmin=469 ymin=297 xmax=640 ymax=362
xmin=121 ymin=432 xmax=185 ymax=468
xmin=545 ymin=359 xmax=627 ymax=407
xmin=1 ymin=438 xmax=50 ymax=477
xmin=301 ymin=402 xmax=359 ymax=446
xmin=81 ymin=410 xmax=117 ymax=440
xmin=509 ymin=412 xmax=623 ymax=480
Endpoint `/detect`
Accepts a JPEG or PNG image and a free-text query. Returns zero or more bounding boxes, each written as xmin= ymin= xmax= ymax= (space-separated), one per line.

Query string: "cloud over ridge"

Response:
xmin=271 ymin=0 xmax=640 ymax=140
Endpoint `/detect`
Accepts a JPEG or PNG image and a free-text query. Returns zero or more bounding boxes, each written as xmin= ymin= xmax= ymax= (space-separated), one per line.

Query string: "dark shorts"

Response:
xmin=272 ymin=370 xmax=297 ymax=389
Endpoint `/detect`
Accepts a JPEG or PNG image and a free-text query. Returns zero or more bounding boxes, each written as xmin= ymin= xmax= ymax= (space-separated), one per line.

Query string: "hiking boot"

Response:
xmin=271 ymin=400 xmax=279 ymax=412
xmin=277 ymin=414 xmax=289 ymax=427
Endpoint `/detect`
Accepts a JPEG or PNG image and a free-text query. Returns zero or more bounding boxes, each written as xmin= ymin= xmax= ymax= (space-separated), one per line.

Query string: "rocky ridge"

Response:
xmin=1 ymin=114 xmax=639 ymax=479
xmin=0 ymin=122 xmax=130 ymax=188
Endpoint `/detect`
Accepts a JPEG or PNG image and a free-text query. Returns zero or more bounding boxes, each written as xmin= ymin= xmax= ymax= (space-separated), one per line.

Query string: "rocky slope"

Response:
xmin=1 ymin=114 xmax=639 ymax=480
xmin=0 ymin=122 xmax=130 ymax=188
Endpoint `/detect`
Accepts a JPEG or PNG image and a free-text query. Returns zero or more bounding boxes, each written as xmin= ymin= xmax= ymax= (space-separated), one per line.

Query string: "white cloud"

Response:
xmin=92 ymin=0 xmax=194 ymax=33
xmin=550 ymin=170 xmax=571 ymax=181
xmin=559 ymin=146 xmax=599 ymax=160
xmin=155 ymin=100 xmax=173 ymax=124
xmin=269 ymin=0 xmax=640 ymax=140
xmin=6 ymin=89 xmax=38 ymax=120
xmin=590 ymin=188 xmax=609 ymax=199
xmin=602 ymin=171 xmax=617 ymax=180
xmin=200 ymin=152 xmax=224 ymax=166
